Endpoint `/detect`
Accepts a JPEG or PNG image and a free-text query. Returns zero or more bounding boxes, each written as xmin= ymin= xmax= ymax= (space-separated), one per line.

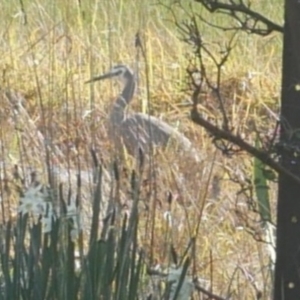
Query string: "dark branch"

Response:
xmin=191 ymin=107 xmax=300 ymax=185
xmin=194 ymin=0 xmax=283 ymax=35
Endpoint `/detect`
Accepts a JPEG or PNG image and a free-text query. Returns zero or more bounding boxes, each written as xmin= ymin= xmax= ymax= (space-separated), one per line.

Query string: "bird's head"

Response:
xmin=85 ymin=65 xmax=134 ymax=84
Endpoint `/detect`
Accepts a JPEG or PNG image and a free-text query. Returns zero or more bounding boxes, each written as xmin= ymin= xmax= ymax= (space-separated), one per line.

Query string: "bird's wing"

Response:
xmin=120 ymin=113 xmax=200 ymax=160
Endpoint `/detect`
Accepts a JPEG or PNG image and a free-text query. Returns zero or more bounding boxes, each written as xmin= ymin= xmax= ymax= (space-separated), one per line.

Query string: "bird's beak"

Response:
xmin=85 ymin=72 xmax=116 ymax=84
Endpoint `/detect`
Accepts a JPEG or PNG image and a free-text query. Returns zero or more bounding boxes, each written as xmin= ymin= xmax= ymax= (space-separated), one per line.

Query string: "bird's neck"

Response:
xmin=109 ymin=77 xmax=136 ymax=128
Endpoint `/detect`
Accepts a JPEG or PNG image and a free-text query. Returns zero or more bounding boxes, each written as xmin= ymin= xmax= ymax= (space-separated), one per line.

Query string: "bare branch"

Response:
xmin=194 ymin=0 xmax=283 ymax=35
xmin=190 ymin=107 xmax=300 ymax=185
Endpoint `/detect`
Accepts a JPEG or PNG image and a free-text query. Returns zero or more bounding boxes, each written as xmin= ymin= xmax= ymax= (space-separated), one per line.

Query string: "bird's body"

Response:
xmin=86 ymin=65 xmax=200 ymax=161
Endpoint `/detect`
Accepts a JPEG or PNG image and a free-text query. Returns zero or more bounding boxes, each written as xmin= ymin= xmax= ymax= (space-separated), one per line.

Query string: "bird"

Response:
xmin=85 ymin=64 xmax=200 ymax=162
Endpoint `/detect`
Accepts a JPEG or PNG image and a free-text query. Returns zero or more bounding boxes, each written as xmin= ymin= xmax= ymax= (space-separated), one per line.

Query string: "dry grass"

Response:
xmin=0 ymin=0 xmax=282 ymax=298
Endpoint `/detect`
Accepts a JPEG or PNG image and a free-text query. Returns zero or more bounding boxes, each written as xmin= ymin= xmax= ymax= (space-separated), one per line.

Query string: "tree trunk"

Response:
xmin=274 ymin=1 xmax=300 ymax=299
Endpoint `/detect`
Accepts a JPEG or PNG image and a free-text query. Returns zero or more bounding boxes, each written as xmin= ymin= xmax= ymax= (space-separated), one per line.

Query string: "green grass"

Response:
xmin=0 ymin=0 xmax=283 ymax=298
